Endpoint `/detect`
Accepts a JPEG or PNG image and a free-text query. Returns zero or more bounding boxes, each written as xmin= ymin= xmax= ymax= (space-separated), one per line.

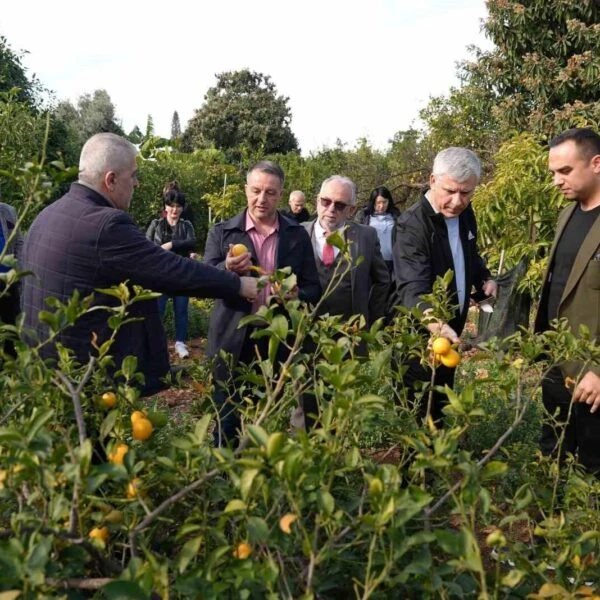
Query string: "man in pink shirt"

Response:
xmin=204 ymin=160 xmax=321 ymax=445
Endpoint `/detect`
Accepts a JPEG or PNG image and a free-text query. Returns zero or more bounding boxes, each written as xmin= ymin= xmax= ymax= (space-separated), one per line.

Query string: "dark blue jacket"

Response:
xmin=21 ymin=183 xmax=241 ymax=394
xmin=203 ymin=210 xmax=321 ymax=360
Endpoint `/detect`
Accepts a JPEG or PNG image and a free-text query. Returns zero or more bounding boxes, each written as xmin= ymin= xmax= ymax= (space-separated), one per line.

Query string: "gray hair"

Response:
xmin=289 ymin=190 xmax=305 ymax=201
xmin=319 ymin=175 xmax=357 ymax=206
xmin=247 ymin=160 xmax=285 ymax=186
xmin=432 ymin=147 xmax=481 ymax=182
xmin=79 ymin=133 xmax=137 ymax=187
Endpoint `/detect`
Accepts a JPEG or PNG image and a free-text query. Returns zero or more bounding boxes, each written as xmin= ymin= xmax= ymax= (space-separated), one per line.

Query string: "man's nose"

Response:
xmin=553 ymin=173 xmax=564 ymax=186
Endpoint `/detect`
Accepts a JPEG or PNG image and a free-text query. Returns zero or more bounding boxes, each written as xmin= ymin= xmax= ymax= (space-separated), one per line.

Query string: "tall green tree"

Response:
xmin=421 ymin=0 xmax=600 ymax=160
xmin=182 ymin=69 xmax=299 ymax=158
xmin=470 ymin=0 xmax=600 ymax=136
xmin=170 ymin=110 xmax=181 ymax=140
xmin=0 ymin=36 xmax=43 ymax=108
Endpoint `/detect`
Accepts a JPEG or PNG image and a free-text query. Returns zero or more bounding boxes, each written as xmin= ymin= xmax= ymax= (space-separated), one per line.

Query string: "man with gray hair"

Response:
xmin=392 ymin=147 xmax=496 ymax=423
xmin=283 ymin=190 xmax=311 ymax=223
xmin=21 ymin=132 xmax=258 ymax=396
xmin=304 ymin=175 xmax=389 ymax=326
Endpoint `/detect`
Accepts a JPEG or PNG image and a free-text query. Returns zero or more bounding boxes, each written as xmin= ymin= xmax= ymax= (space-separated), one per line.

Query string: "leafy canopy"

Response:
xmin=183 ymin=69 xmax=299 ymax=158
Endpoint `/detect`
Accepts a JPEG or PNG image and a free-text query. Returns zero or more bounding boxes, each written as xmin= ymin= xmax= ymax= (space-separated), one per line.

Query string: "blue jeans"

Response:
xmin=158 ymin=295 xmax=189 ymax=342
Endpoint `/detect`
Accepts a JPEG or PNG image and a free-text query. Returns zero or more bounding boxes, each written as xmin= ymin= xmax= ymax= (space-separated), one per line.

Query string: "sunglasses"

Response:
xmin=319 ymin=197 xmax=351 ymax=212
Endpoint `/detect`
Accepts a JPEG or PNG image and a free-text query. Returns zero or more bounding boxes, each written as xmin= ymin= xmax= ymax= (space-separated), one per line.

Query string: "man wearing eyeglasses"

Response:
xmin=392 ymin=147 xmax=496 ymax=424
xmin=303 ymin=175 xmax=390 ymax=328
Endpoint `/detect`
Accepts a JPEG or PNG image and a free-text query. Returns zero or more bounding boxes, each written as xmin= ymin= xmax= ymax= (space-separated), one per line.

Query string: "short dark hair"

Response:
xmin=549 ymin=128 xmax=600 ymax=161
xmin=246 ymin=160 xmax=285 ymax=186
xmin=365 ymin=186 xmax=395 ymax=216
xmin=162 ymin=180 xmax=186 ymax=207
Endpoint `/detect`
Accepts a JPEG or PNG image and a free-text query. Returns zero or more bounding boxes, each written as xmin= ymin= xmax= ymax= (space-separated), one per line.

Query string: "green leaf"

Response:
xmin=247 ymin=425 xmax=269 ymax=448
xmin=0 ymin=592 xmax=22 ymax=600
xmin=240 ymin=468 xmax=260 ymax=501
xmin=270 ymin=314 xmax=289 ymax=340
xmin=247 ymin=516 xmax=270 ymax=543
xmin=120 ymin=355 xmax=138 ymax=380
xmin=317 ymin=490 xmax=335 ymax=516
xmin=176 ymin=536 xmax=203 ymax=574
xmin=100 ymin=410 xmax=118 ymax=440
xmin=223 ymin=499 xmax=247 ymax=513
xmin=99 ymin=580 xmax=149 ymax=600
xmin=501 ymin=569 xmax=526 ymax=588
xmin=194 ymin=414 xmax=212 ymax=445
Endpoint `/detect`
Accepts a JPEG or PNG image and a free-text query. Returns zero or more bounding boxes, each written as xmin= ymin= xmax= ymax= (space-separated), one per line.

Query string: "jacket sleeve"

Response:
xmin=171 ymin=221 xmax=197 ymax=255
xmin=296 ymin=228 xmax=321 ymax=305
xmin=392 ymin=216 xmax=434 ymax=312
xmin=203 ymin=224 xmax=226 ymax=269
xmin=367 ymin=229 xmax=391 ymax=322
xmin=145 ymin=219 xmax=158 ymax=244
xmin=99 ymin=212 xmax=240 ymax=299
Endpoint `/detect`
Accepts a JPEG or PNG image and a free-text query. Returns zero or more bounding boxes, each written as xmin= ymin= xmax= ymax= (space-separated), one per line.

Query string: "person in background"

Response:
xmin=355 ymin=185 xmax=401 ymax=274
xmin=146 ymin=182 xmax=196 ymax=359
xmin=282 ymin=190 xmax=311 ymax=223
xmin=0 ymin=200 xmax=24 ymax=356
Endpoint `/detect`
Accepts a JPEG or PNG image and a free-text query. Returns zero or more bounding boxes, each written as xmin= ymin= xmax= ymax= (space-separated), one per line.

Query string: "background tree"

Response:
xmin=182 ymin=69 xmax=299 ymax=159
xmin=144 ymin=114 xmax=154 ymax=141
xmin=0 ymin=36 xmax=43 ymax=109
xmin=127 ymin=125 xmax=143 ymax=144
xmin=51 ymin=89 xmax=124 ymax=166
xmin=170 ymin=110 xmax=181 ymax=141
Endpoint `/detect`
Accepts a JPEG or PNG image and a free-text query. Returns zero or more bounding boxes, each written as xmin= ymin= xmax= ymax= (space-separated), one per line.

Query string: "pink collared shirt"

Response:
xmin=245 ymin=212 xmax=279 ymax=312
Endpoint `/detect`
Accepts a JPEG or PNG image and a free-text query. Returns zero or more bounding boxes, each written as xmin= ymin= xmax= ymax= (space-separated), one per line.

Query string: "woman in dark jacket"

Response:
xmin=146 ymin=182 xmax=196 ymax=358
xmin=355 ymin=186 xmax=400 ymax=273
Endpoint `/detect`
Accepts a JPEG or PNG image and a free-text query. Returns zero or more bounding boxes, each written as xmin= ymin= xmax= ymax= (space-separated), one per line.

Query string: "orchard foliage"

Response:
xmin=472 ymin=133 xmax=566 ymax=297
xmin=3 ymin=230 xmax=600 ymax=596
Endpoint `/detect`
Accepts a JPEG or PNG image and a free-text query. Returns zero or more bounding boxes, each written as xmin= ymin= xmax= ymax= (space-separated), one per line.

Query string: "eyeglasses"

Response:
xmin=319 ymin=197 xmax=351 ymax=212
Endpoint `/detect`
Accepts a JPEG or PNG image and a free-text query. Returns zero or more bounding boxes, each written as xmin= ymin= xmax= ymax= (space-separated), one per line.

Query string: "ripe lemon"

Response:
xmin=130 ymin=410 xmax=146 ymax=424
xmin=279 ymin=513 xmax=297 ymax=534
xmin=233 ymin=542 xmax=252 ymax=559
xmin=440 ymin=349 xmax=461 ymax=368
xmin=132 ymin=417 xmax=153 ymax=441
xmin=126 ymin=478 xmax=141 ymax=499
xmin=431 ymin=337 xmax=452 ymax=356
xmin=100 ymin=391 xmax=117 ymax=409
xmin=231 ymin=243 xmax=249 ymax=257
xmin=89 ymin=526 xmax=109 ymax=543
xmin=108 ymin=443 xmax=129 ymax=465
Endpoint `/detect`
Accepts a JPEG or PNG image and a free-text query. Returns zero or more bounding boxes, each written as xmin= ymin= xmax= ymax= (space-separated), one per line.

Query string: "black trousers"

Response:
xmin=400 ymin=357 xmax=456 ymax=424
xmin=213 ymin=327 xmax=315 ymax=446
xmin=541 ymin=367 xmax=600 ymax=475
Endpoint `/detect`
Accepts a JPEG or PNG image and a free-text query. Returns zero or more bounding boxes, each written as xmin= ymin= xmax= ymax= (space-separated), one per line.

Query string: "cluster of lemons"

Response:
xmin=431 ymin=337 xmax=461 ymax=368
xmin=89 ymin=393 xmax=156 ymax=544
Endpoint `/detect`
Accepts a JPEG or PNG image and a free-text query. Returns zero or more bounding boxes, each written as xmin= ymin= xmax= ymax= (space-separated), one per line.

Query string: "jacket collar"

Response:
xmin=223 ymin=209 xmax=301 ymax=232
xmin=71 ymin=182 xmax=115 ymax=209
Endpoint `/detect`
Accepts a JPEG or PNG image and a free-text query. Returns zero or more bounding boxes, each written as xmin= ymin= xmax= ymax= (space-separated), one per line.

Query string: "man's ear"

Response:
xmin=429 ymin=174 xmax=436 ymax=188
xmin=591 ymin=154 xmax=600 ymax=174
xmin=104 ymin=171 xmax=116 ymax=192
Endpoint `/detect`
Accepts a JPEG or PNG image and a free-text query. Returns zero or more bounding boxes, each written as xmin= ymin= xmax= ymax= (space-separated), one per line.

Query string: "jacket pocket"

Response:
xmin=588 ymin=261 xmax=600 ymax=290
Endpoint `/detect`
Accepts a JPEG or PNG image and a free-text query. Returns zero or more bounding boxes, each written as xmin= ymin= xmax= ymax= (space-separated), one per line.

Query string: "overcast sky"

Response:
xmin=1 ymin=0 xmax=492 ymax=155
